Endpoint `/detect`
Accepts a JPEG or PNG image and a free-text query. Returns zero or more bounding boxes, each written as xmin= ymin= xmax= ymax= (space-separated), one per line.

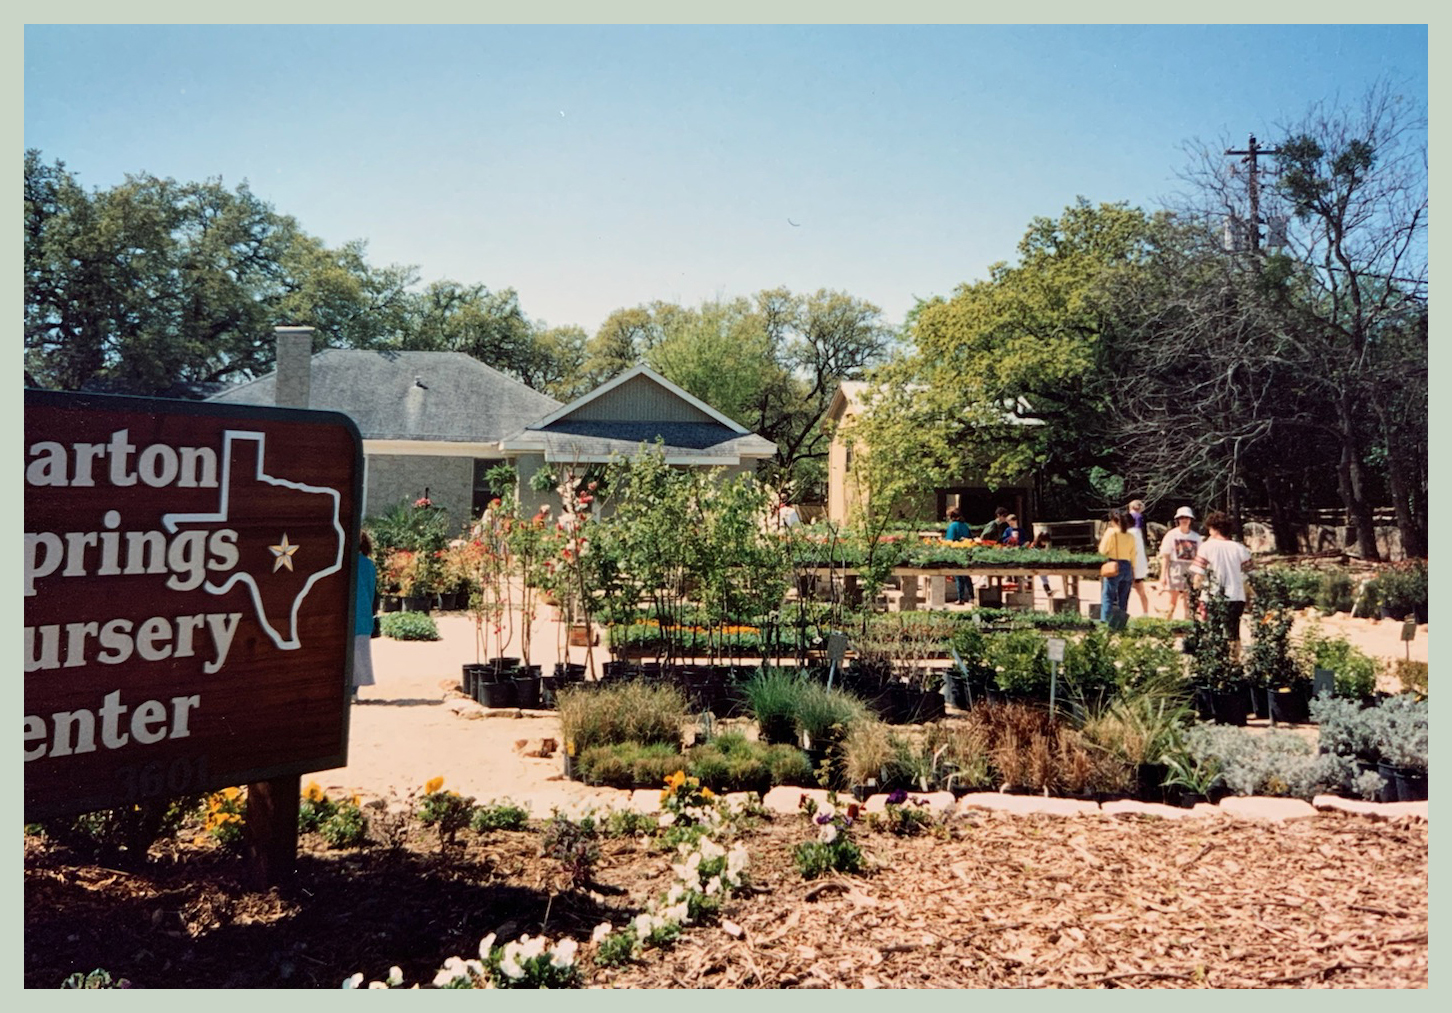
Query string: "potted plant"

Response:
xmin=1186 ymin=586 xmax=1249 ymax=725
xmin=1366 ymin=559 xmax=1428 ymax=623
xmin=1371 ymin=694 xmax=1428 ymax=801
xmin=1247 ymin=569 xmax=1309 ymax=723
xmin=1161 ymin=749 xmax=1222 ymax=807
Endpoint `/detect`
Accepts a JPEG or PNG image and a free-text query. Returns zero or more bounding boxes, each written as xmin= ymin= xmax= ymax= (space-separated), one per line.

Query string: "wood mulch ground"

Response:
xmin=24 ymin=806 xmax=1427 ymax=989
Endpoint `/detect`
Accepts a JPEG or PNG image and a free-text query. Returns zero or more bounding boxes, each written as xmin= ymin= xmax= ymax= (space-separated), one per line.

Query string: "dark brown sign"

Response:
xmin=24 ymin=390 xmax=362 ymax=820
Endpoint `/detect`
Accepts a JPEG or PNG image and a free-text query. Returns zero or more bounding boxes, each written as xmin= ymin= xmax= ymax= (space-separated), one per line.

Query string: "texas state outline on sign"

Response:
xmin=162 ymin=430 xmax=346 ymax=651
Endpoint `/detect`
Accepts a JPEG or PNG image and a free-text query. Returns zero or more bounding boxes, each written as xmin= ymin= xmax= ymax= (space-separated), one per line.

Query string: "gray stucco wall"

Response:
xmin=512 ymin=453 xmax=552 ymax=518
xmin=365 ymin=454 xmax=474 ymax=530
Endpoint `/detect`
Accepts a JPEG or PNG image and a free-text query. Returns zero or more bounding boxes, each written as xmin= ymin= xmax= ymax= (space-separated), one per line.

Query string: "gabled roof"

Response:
xmin=207 ymin=350 xmax=561 ymax=444
xmin=528 ymin=365 xmax=750 ymax=434
xmin=500 ymin=365 xmax=775 ymax=464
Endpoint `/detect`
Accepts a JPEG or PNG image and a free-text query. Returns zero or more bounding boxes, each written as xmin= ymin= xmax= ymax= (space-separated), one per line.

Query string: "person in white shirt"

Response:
xmin=1158 ymin=506 xmax=1203 ymax=620
xmin=1189 ymin=510 xmax=1255 ymax=660
xmin=776 ymin=500 xmax=801 ymax=530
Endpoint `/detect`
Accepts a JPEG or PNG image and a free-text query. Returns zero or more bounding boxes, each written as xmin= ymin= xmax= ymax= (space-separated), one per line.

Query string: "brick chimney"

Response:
xmin=274 ymin=326 xmax=315 ymax=409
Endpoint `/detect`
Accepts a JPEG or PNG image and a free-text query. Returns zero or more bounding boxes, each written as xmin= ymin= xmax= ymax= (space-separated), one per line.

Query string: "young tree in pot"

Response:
xmin=1186 ymin=583 xmax=1248 ymax=724
xmin=1246 ymin=568 xmax=1308 ymax=723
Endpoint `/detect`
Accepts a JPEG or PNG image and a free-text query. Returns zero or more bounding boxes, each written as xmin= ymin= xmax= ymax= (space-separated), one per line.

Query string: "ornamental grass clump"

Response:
xmin=556 ymin=682 xmax=686 ymax=755
xmin=742 ymin=668 xmax=804 ymax=745
xmin=793 ymin=681 xmax=868 ymax=747
xmin=575 ymin=741 xmax=684 ymax=788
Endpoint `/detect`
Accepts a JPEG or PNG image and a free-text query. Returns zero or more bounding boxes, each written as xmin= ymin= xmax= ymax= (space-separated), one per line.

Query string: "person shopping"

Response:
xmin=944 ymin=507 xmax=973 ymax=604
xmin=1097 ymin=510 xmax=1137 ymax=624
xmin=352 ymin=531 xmax=379 ymax=702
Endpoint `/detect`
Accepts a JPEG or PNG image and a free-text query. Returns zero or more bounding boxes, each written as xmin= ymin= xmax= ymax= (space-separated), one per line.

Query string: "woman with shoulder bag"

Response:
xmin=1096 ymin=510 xmax=1137 ymax=625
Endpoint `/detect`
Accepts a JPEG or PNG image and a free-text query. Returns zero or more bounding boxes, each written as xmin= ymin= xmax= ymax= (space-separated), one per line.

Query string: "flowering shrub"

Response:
xmin=417 ymin=777 xmax=476 ymax=849
xmin=381 ymin=548 xmax=420 ymax=597
xmin=202 ymin=787 xmax=246 ymax=850
xmin=792 ymin=795 xmax=863 ymax=878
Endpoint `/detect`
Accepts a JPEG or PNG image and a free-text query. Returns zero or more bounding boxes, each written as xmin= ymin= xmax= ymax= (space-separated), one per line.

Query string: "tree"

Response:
xmin=24 ymin=150 xmax=415 ymax=394
xmin=904 ymin=199 xmax=1162 ymax=515
xmin=1173 ymin=82 xmax=1427 ymax=557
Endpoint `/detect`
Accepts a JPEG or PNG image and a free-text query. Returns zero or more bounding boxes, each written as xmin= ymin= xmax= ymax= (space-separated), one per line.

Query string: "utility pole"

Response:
xmin=1224 ymin=134 xmax=1280 ymax=254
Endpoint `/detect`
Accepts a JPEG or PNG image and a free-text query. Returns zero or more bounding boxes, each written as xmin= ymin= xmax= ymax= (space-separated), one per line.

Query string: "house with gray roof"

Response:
xmin=208 ymin=337 xmax=776 ymax=526
xmin=209 ymin=346 xmax=561 ymax=522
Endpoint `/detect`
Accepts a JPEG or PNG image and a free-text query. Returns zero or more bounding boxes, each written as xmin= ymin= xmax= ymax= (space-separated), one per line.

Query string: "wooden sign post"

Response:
xmin=24 ymin=390 xmax=362 ymax=886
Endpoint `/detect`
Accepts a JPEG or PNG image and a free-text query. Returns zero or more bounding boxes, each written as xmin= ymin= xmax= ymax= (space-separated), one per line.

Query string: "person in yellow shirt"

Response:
xmin=1097 ymin=510 xmax=1137 ymax=624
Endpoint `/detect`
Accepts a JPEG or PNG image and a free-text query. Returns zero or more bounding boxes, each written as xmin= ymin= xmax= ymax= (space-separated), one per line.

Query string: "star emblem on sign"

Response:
xmin=269 ymin=533 xmax=300 ymax=572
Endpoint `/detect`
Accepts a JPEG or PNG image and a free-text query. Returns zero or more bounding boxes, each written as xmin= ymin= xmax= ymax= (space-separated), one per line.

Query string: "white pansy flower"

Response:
xmin=367 ymin=981 xmax=389 ymax=989
xmin=667 ymin=883 xmax=685 ymax=904
xmin=664 ymin=901 xmax=690 ymax=924
xmin=658 ymin=812 xmax=677 ymax=827
xmin=705 ymin=876 xmax=721 ymax=895
xmin=698 ymin=837 xmax=725 ymax=860
xmin=498 ymin=948 xmax=525 ymax=980
xmin=591 ymin=922 xmax=614 ymax=944
xmin=520 ymin=935 xmax=549 ymax=961
xmin=478 ymin=933 xmax=497 ymax=960
xmin=550 ymin=938 xmax=578 ymax=968
xmin=633 ymin=912 xmax=656 ymax=937
xmin=431 ymin=957 xmax=468 ymax=988
xmin=387 ymin=966 xmax=404 ymax=987
xmin=728 ymin=843 xmax=748 ymax=876
xmin=819 ymin=823 xmax=839 ymax=844
xmin=342 ymin=972 xmax=364 ymax=989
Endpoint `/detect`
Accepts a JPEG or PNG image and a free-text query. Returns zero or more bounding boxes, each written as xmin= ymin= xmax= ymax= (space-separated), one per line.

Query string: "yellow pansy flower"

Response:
xmin=425 ymin=776 xmax=445 ymax=794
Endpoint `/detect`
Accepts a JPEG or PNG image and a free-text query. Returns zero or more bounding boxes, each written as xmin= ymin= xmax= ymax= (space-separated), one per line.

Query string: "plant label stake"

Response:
xmin=826 ymin=631 xmax=847 ymax=690
xmin=1046 ymin=637 xmax=1065 ymax=714
xmin=1402 ymin=619 xmax=1417 ymax=661
xmin=949 ymin=647 xmax=971 ymax=709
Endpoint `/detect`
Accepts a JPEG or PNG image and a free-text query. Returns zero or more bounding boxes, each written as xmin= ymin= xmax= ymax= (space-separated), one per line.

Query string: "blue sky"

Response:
xmin=23 ymin=24 xmax=1427 ymax=336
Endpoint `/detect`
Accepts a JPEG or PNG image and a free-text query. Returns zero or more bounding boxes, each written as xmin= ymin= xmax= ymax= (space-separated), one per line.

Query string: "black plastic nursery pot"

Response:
xmin=1393 ymin=766 xmax=1428 ymax=802
xmin=1269 ymin=684 xmax=1312 ymax=725
xmin=1197 ymin=684 xmax=1251 ymax=726
xmin=462 ymin=663 xmax=490 ymax=697
xmin=1252 ymin=686 xmax=1271 ymax=720
xmin=479 ymin=679 xmax=517 ymax=709
xmin=1375 ymin=761 xmax=1401 ymax=804
xmin=401 ymin=595 xmax=433 ymax=613
xmin=513 ymin=674 xmax=542 ymax=710
xmin=1135 ymin=763 xmax=1169 ymax=804
xmin=380 ymin=595 xmax=403 ymax=613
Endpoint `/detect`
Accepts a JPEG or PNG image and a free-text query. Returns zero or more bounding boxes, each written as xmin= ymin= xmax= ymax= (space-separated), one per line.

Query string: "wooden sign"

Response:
xmin=24 ymin=390 xmax=362 ymax=821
